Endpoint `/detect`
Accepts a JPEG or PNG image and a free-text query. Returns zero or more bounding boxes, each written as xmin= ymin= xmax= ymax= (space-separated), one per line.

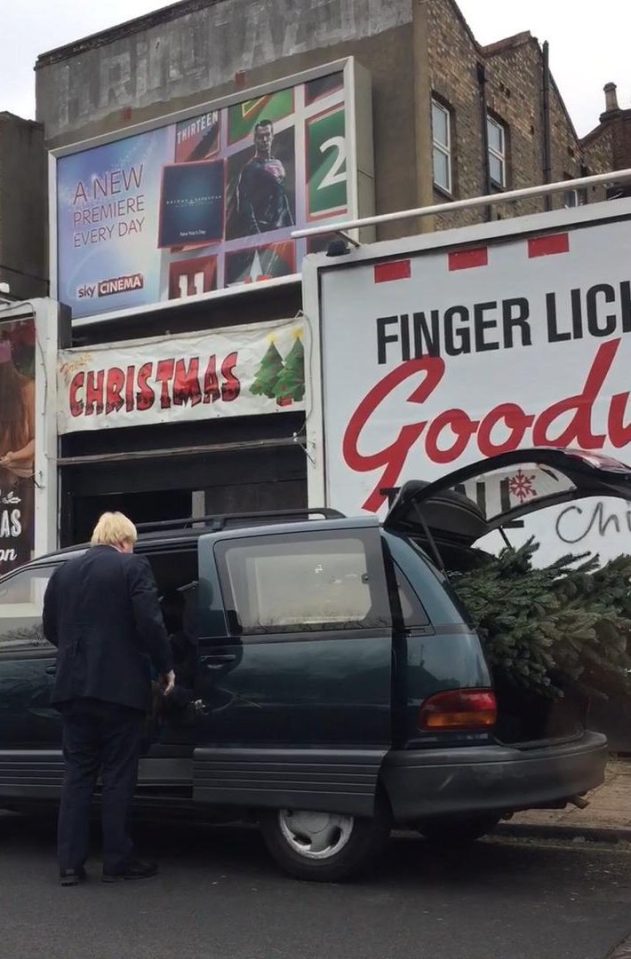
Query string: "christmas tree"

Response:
xmin=250 ymin=339 xmax=284 ymax=399
xmin=451 ymin=540 xmax=631 ymax=701
xmin=274 ymin=334 xmax=305 ymax=406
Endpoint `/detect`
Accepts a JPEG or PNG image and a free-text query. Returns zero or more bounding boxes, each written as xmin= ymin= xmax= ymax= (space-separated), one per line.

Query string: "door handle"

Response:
xmin=200 ymin=653 xmax=237 ymax=669
xmin=45 ymin=665 xmax=57 ymax=675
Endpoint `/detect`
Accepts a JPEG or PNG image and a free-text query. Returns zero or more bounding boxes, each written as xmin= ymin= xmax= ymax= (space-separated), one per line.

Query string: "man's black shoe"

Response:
xmin=102 ymin=859 xmax=158 ymax=883
xmin=59 ymin=867 xmax=86 ymax=887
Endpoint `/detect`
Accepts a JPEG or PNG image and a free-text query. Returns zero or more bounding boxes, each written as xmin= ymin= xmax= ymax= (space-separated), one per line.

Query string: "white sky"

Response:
xmin=2 ymin=0 xmax=630 ymax=137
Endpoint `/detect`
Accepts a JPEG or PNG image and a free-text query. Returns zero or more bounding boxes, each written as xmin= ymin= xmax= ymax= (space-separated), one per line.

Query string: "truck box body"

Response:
xmin=303 ymin=198 xmax=631 ymax=566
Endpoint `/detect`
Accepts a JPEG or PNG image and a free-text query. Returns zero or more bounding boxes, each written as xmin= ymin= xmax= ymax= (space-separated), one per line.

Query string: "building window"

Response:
xmin=432 ymin=99 xmax=452 ymax=194
xmin=487 ymin=115 xmax=507 ymax=188
xmin=564 ymin=188 xmax=587 ymax=208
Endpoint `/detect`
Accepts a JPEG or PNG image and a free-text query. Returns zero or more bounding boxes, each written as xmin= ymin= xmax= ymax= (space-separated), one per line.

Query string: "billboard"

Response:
xmin=57 ymin=318 xmax=306 ymax=433
xmin=0 ymin=317 xmax=36 ymax=574
xmin=308 ymin=203 xmax=631 ymax=566
xmin=54 ymin=62 xmax=370 ymax=321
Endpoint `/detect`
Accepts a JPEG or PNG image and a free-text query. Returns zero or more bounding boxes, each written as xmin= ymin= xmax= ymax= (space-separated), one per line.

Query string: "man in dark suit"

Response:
xmin=43 ymin=511 xmax=175 ymax=886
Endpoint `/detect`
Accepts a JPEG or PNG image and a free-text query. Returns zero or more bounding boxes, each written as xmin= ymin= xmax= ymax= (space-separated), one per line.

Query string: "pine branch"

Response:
xmin=450 ymin=538 xmax=631 ymax=700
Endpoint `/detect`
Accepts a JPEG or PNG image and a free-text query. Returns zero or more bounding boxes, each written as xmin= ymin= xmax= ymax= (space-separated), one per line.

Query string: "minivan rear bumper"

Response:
xmin=381 ymin=731 xmax=608 ymax=823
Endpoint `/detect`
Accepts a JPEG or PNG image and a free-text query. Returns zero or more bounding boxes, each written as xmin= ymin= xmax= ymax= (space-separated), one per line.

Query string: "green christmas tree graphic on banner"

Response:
xmin=275 ymin=335 xmax=305 ymax=405
xmin=250 ymin=333 xmax=305 ymax=406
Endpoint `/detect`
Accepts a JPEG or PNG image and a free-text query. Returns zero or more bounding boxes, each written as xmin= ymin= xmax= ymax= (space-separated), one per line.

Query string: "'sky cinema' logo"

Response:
xmin=76 ymin=273 xmax=144 ymax=299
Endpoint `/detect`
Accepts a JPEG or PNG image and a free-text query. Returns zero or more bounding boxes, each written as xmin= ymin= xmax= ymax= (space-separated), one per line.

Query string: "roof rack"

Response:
xmin=135 ymin=507 xmax=345 ymax=535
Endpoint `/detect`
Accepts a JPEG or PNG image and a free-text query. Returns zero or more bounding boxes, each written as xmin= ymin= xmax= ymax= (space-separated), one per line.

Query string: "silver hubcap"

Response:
xmin=278 ymin=809 xmax=354 ymax=860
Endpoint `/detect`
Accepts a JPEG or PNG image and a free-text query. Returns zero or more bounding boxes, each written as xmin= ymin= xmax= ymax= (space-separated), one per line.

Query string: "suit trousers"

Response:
xmin=57 ymin=698 xmax=145 ymax=874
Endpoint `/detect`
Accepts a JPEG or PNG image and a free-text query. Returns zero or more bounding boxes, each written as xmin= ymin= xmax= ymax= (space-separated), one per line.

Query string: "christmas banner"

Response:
xmin=314 ymin=209 xmax=631 ymax=564
xmin=55 ymin=67 xmax=353 ymax=320
xmin=0 ymin=317 xmax=36 ymax=575
xmin=57 ymin=318 xmax=305 ymax=434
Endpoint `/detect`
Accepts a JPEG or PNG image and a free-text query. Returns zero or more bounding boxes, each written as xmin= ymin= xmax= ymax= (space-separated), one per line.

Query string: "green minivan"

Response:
xmin=0 ymin=448 xmax=626 ymax=880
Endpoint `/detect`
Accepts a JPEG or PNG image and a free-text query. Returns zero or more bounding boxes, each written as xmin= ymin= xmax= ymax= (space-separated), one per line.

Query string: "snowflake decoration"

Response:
xmin=508 ymin=469 xmax=537 ymax=503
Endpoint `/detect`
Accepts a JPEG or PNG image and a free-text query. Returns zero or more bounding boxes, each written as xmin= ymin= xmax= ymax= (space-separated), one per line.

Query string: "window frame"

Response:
xmin=393 ymin=564 xmax=430 ymax=629
xmin=487 ymin=115 xmax=507 ymax=189
xmin=431 ymin=97 xmax=453 ymax=195
xmin=214 ymin=528 xmax=392 ymax=640
xmin=564 ymin=187 xmax=587 ymax=208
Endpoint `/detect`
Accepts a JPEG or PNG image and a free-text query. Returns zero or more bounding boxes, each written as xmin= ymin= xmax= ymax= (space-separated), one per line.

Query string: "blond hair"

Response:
xmin=90 ymin=511 xmax=138 ymax=547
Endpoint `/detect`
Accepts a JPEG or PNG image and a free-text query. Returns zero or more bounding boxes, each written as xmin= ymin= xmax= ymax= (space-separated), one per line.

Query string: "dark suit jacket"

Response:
xmin=43 ymin=546 xmax=173 ymax=713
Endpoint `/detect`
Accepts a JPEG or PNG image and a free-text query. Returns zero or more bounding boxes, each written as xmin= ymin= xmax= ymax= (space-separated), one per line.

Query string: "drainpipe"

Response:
xmin=542 ymin=41 xmax=552 ymax=211
xmin=477 ymin=62 xmax=491 ymax=221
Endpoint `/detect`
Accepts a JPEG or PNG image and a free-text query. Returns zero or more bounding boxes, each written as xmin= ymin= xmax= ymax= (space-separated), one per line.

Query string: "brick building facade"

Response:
xmin=36 ymin=0 xmax=616 ymax=242
xmin=27 ymin=0 xmax=628 ymax=537
xmin=583 ymin=83 xmax=631 ymax=198
xmin=0 ymin=113 xmax=48 ymax=301
xmin=419 ymin=0 xmax=608 ymax=231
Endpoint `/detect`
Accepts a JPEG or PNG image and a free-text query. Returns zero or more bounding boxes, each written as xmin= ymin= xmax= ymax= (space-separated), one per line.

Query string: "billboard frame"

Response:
xmin=49 ymin=57 xmax=374 ymax=328
xmin=302 ymin=195 xmax=631 ymax=516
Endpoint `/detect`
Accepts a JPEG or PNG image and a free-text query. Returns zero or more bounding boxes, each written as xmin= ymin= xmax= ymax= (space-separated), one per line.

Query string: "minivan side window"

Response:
xmin=218 ymin=533 xmax=388 ymax=634
xmin=0 ymin=566 xmax=56 ymax=650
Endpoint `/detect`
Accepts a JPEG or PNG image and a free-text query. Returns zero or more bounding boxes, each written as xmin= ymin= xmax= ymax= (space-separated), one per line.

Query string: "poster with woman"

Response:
xmin=0 ymin=318 xmax=36 ymax=575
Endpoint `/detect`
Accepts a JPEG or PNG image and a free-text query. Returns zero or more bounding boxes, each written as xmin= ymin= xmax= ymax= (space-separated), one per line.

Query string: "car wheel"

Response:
xmin=259 ymin=799 xmax=391 ymax=882
xmin=418 ymin=814 xmax=501 ymax=846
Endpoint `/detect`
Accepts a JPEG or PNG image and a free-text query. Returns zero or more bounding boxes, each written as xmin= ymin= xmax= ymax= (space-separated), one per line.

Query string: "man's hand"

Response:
xmin=161 ymin=670 xmax=176 ymax=696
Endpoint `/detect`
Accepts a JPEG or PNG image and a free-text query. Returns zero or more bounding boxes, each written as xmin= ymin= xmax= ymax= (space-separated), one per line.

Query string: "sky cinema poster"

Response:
xmin=55 ymin=68 xmax=357 ymax=319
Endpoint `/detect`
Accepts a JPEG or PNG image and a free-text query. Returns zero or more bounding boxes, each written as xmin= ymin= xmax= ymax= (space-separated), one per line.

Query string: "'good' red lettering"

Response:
xmin=343 ymin=357 xmax=445 ymax=512
xmin=531 ymin=338 xmax=617 ymax=447
xmin=342 ymin=339 xmax=624 ymax=512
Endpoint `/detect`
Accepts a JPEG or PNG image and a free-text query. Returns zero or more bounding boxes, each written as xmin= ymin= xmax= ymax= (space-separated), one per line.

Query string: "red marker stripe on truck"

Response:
xmin=528 ymin=233 xmax=570 ymax=257
xmin=448 ymin=247 xmax=488 ymax=271
xmin=374 ymin=260 xmax=411 ymax=283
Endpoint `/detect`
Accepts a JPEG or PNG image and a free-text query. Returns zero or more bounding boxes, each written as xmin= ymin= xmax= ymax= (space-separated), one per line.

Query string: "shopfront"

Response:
xmin=56 ymin=285 xmax=309 ymax=545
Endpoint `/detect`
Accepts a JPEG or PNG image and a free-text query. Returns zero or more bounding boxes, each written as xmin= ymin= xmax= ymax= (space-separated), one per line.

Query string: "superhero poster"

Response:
xmin=55 ymin=67 xmax=356 ymax=320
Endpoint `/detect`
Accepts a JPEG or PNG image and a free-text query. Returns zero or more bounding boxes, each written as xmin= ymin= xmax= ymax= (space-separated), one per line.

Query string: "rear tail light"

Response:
xmin=418 ymin=689 xmax=497 ymax=731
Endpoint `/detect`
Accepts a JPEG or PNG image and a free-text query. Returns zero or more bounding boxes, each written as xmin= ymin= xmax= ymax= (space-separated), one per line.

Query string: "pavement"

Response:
xmin=1 ymin=812 xmax=631 ymax=959
xmin=501 ymin=757 xmax=631 ymax=844
xmin=1 ymin=761 xmax=631 ymax=958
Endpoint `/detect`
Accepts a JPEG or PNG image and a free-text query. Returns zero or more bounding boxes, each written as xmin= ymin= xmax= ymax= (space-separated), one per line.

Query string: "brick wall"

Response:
xmin=582 ymin=124 xmax=614 ymax=204
xmin=584 ymin=108 xmax=631 ymax=204
xmin=424 ymin=0 xmax=485 ymax=229
xmin=0 ymin=114 xmax=48 ymax=299
xmin=421 ymin=0 xmax=613 ymax=232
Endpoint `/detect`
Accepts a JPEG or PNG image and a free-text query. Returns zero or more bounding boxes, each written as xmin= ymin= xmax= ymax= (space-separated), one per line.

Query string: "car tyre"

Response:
xmin=418 ymin=814 xmax=501 ymax=846
xmin=259 ymin=797 xmax=392 ymax=882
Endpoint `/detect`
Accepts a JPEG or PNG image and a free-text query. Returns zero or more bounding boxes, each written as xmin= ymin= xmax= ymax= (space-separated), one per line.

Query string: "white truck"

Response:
xmin=300 ymin=185 xmax=631 ymax=565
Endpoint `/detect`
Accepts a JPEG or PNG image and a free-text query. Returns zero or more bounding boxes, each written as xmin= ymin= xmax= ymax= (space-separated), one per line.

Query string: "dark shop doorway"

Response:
xmin=69 ymin=490 xmax=193 ymax=545
xmin=59 ymin=414 xmax=308 ymax=548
